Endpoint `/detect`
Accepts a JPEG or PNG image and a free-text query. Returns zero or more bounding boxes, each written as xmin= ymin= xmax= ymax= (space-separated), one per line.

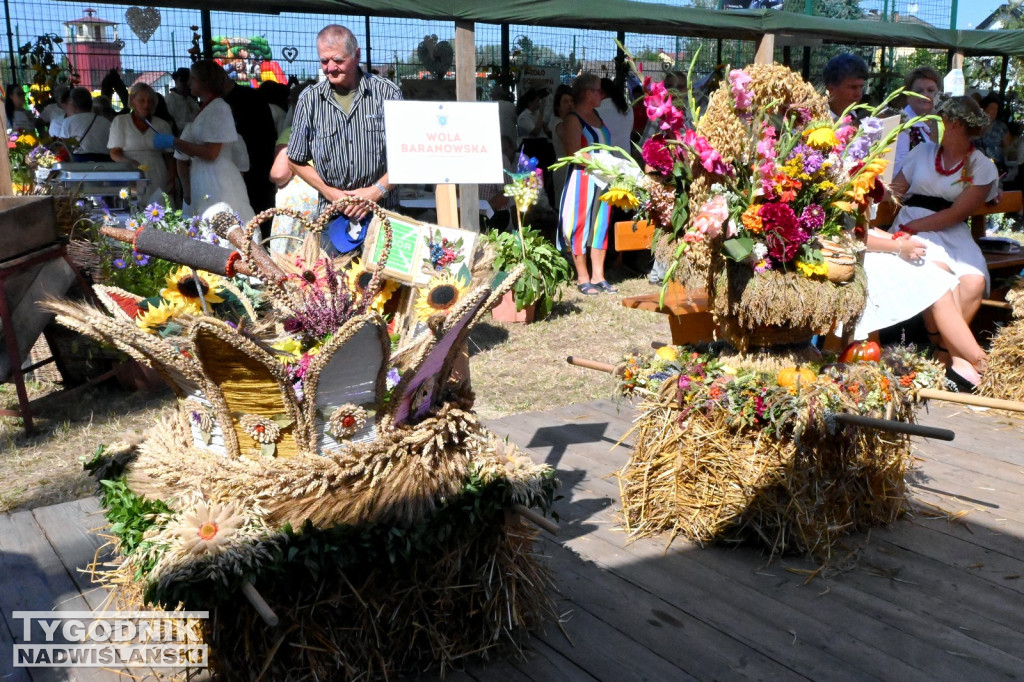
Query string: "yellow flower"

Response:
xmin=271 ymin=338 xmax=321 ymax=363
xmin=161 ymin=266 xmax=225 ymax=307
xmin=136 ymin=297 xmax=199 ymax=334
xmin=600 ymin=187 xmax=640 ymax=211
xmin=414 ymin=272 xmax=469 ymax=321
xmin=831 ymin=200 xmax=856 ymax=213
xmin=795 ymin=260 xmax=829 ymax=277
xmin=16 ymin=134 xmax=37 ymax=147
xmin=347 ymin=258 xmax=399 ymax=314
xmin=655 ymin=346 xmax=678 ymax=361
xmin=803 ymin=126 xmax=837 ymax=151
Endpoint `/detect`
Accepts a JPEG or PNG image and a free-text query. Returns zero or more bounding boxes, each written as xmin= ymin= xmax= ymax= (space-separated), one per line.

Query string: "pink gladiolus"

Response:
xmin=692 ymin=195 xmax=730 ymax=239
xmin=728 ymin=69 xmax=753 ymax=109
xmin=682 ymin=129 xmax=730 ymax=176
xmin=642 ymin=136 xmax=676 ymax=174
xmin=683 ymin=232 xmax=704 ymax=244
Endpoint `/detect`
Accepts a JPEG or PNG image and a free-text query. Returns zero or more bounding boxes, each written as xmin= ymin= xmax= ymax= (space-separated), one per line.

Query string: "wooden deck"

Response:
xmin=2 ymin=399 xmax=1024 ymax=680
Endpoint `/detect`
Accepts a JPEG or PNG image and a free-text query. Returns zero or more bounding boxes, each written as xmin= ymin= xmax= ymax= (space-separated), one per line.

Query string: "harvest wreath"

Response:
xmin=50 ymin=198 xmax=559 ymax=679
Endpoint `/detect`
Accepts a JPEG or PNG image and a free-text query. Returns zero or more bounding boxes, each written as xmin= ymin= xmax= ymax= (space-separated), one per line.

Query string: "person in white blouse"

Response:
xmin=60 ymin=87 xmax=112 ymax=162
xmin=893 ymin=66 xmax=940 ymax=177
xmin=596 ymin=77 xmax=634 ymax=153
xmin=108 ymin=82 xmax=175 ymax=205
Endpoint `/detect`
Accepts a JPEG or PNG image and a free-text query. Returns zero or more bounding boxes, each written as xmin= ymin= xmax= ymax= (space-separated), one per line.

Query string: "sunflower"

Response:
xmin=413 ymin=272 xmax=469 ymax=321
xmin=136 ymin=297 xmax=199 ymax=334
xmin=347 ymin=258 xmax=400 ymax=313
xmin=600 ymin=187 xmax=641 ymax=211
xmin=161 ymin=266 xmax=226 ymax=307
xmin=168 ymin=499 xmax=244 ymax=557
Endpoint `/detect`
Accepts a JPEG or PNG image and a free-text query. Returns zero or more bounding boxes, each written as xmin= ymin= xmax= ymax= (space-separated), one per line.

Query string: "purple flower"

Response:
xmin=799 ymin=204 xmax=825 ymax=232
xmin=187 ymin=226 xmax=199 ymax=238
xmin=790 ymin=144 xmax=824 ymax=175
xmin=386 ymin=368 xmax=401 ymax=390
xmin=133 ymin=251 xmax=150 ymax=266
xmin=282 ymin=317 xmax=304 ymax=333
xmin=845 ymin=135 xmax=871 ymax=161
xmin=144 ymin=203 xmax=165 ymax=222
xmin=859 ymin=116 xmax=884 ymax=139
xmin=112 ymin=257 xmax=127 ymax=269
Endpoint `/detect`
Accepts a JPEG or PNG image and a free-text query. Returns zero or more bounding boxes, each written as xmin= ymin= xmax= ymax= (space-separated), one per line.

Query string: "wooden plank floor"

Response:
xmin=2 ymin=400 xmax=1023 ymax=680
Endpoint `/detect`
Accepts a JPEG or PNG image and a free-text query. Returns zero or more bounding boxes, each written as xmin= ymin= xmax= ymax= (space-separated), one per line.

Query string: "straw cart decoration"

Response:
xmin=47 ymin=198 xmax=559 ymax=679
xmin=979 ymin=277 xmax=1024 ymax=405
xmin=605 ymin=345 xmax=946 ymax=559
xmin=559 ymin=60 xmax=956 ymax=559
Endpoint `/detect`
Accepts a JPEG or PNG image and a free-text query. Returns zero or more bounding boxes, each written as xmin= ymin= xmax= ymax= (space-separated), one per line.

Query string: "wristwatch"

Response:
xmin=374 ymin=182 xmax=389 ymax=198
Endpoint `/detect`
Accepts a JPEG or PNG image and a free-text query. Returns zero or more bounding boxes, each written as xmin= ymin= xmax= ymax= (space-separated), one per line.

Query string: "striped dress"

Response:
xmin=557 ymin=112 xmax=611 ymax=255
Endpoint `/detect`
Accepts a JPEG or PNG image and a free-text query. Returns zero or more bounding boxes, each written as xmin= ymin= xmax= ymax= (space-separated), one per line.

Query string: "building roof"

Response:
xmin=65 ymin=7 xmax=117 ymax=26
xmin=130 ymin=71 xmax=172 ymax=87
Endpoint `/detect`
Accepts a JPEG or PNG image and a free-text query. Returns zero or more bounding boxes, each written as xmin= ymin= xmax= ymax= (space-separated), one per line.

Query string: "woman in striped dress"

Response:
xmin=557 ymin=73 xmax=615 ymax=295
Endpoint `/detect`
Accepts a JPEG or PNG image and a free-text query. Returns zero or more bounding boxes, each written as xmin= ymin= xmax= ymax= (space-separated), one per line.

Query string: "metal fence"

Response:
xmin=1 ymin=0 xmax=955 ymax=101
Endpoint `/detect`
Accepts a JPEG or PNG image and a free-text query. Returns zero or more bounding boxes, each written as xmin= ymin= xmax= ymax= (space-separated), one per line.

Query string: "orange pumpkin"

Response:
xmin=777 ymin=366 xmax=816 ymax=388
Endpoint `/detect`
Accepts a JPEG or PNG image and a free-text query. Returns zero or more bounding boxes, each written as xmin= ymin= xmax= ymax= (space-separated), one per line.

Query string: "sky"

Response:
xmin=956 ymin=0 xmax=1008 ymax=28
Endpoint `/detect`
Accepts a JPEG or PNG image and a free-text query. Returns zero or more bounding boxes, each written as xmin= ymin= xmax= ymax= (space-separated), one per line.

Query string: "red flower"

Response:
xmin=759 ymin=203 xmax=807 ymax=263
xmin=642 ymin=135 xmax=676 ymax=175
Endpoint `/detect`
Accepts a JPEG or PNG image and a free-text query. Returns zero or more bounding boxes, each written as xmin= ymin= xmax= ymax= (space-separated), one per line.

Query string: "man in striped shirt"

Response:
xmin=288 ymin=24 xmax=401 ymax=250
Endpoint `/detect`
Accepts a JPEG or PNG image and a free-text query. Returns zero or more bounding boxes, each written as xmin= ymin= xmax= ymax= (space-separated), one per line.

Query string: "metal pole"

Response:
xmin=200 ymin=9 xmax=213 ymax=61
xmin=171 ymin=31 xmax=176 ymax=71
xmin=949 ymin=0 xmax=958 ymax=30
xmin=364 ymin=15 xmax=371 ymax=72
xmin=500 ymin=23 xmax=510 ymax=97
xmin=1000 ymin=54 xmax=1010 ymax=101
xmin=4 ymin=0 xmax=17 ymax=85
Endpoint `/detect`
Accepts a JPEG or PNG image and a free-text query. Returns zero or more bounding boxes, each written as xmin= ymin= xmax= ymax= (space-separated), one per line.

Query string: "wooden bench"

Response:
xmin=614 ymin=190 xmax=1024 ymax=345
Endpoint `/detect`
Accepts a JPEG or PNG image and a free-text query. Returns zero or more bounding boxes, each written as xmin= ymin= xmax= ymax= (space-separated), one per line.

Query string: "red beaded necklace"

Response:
xmin=934 ymin=144 xmax=972 ymax=177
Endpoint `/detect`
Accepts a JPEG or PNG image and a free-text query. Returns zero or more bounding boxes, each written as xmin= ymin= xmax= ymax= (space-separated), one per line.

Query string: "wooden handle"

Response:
xmin=219 ymin=224 xmax=288 ymax=282
xmin=918 ymin=388 xmax=1024 ymax=413
xmin=566 ymin=356 xmax=617 ymax=374
xmin=512 ymin=504 xmax=559 ymax=535
xmin=241 ymin=581 xmax=279 ymax=627
xmin=831 ymin=412 xmax=955 ymax=441
xmin=98 ymin=226 xmax=257 ymax=277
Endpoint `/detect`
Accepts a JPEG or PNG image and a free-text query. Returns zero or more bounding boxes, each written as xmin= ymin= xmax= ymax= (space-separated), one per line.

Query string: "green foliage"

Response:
xmin=483 ymin=227 xmax=573 ymax=319
xmin=98 ymin=477 xmax=171 ymax=560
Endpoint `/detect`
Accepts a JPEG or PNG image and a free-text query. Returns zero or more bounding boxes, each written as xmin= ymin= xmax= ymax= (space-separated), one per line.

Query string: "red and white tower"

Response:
xmin=64 ymin=8 xmax=123 ymax=91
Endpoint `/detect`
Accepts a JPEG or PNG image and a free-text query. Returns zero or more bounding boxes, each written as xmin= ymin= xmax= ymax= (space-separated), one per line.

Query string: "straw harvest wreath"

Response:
xmin=48 ymin=198 xmax=559 ymax=679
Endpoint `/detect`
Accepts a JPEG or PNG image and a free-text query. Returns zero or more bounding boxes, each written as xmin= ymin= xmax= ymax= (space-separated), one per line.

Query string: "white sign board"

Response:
xmin=384 ymin=101 xmax=503 ymax=185
xmin=944 ymin=68 xmax=965 ymax=97
xmin=877 ymin=114 xmax=901 ymax=184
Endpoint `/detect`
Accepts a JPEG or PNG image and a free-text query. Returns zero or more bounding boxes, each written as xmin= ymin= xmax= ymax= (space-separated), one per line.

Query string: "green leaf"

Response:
xmin=722 ymin=237 xmax=755 ymax=262
xmin=260 ymin=443 xmax=277 ymax=458
xmin=200 ymin=430 xmax=212 ymax=446
xmin=270 ymin=414 xmax=294 ymax=428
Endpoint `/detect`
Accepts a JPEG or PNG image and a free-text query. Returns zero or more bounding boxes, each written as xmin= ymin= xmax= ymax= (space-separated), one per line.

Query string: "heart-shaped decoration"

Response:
xmin=281 ymin=46 xmax=299 ymax=63
xmin=125 ymin=6 xmax=161 ymax=44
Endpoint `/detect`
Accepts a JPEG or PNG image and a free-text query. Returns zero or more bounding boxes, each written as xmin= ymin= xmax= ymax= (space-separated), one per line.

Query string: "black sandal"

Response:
xmin=945 ymin=367 xmax=979 ymax=394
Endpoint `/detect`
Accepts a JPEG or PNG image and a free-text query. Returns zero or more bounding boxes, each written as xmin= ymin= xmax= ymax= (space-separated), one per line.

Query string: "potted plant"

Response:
xmin=483 ymin=155 xmax=573 ymax=322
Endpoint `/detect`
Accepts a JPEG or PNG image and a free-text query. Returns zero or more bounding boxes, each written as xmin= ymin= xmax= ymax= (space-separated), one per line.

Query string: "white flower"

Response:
xmin=239 ymin=414 xmax=281 ymax=444
xmin=326 ymin=404 xmax=367 ymax=439
xmin=119 ymin=187 xmax=130 ymax=200
xmin=168 ymin=499 xmax=244 ymax=556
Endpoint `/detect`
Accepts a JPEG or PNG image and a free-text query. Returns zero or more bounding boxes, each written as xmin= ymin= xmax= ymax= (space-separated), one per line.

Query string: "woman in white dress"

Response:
xmin=858 ymin=228 xmax=986 ymax=390
xmin=162 ymin=61 xmax=254 ymax=223
xmin=108 ymin=83 xmax=174 ymax=206
xmin=883 ymin=96 xmax=996 ymax=388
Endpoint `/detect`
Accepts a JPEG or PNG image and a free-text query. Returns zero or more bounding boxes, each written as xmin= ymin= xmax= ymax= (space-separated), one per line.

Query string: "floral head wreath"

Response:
xmin=935 ymin=94 xmax=990 ymax=131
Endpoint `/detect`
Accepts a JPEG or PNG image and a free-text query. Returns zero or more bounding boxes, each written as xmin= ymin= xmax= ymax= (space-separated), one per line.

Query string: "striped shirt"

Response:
xmin=288 ymin=70 xmax=402 ymax=214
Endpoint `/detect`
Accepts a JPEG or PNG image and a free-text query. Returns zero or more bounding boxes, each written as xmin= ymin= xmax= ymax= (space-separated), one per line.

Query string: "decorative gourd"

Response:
xmin=777 ymin=366 xmax=816 ymax=388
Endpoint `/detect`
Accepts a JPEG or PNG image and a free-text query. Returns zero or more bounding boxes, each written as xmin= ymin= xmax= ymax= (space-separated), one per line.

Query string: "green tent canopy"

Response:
xmin=55 ymin=0 xmax=1024 ymax=57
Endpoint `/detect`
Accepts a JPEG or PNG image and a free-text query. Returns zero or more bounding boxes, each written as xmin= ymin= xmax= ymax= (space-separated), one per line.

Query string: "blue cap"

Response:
xmin=326 ymin=213 xmax=368 ymax=253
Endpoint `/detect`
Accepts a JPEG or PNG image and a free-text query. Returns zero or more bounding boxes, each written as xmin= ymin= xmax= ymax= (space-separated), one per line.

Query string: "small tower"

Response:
xmin=64 ymin=7 xmax=123 ymax=91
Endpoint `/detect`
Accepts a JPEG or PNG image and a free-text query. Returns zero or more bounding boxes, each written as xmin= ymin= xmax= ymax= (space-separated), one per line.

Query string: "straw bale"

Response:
xmin=979 ymin=278 xmax=1024 ymax=403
